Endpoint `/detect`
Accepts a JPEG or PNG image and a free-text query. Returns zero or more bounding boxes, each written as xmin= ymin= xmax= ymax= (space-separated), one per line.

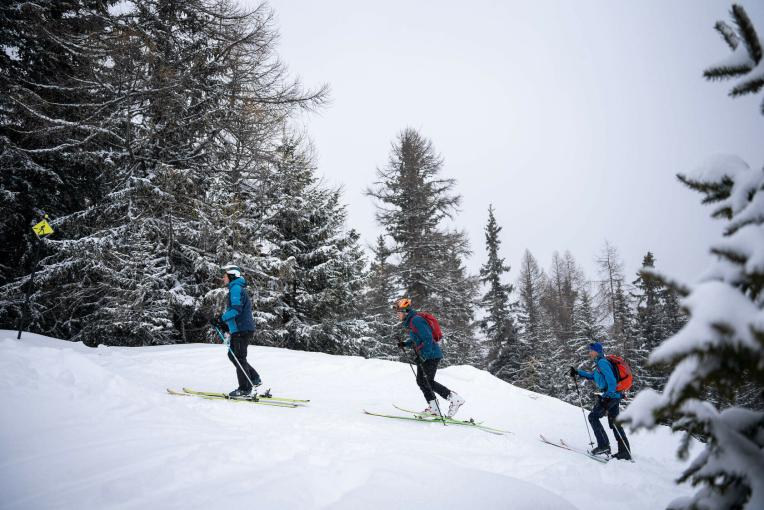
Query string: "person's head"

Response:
xmin=221 ymin=264 xmax=242 ymax=285
xmin=392 ymin=297 xmax=412 ymax=321
xmin=588 ymin=342 xmax=604 ymax=359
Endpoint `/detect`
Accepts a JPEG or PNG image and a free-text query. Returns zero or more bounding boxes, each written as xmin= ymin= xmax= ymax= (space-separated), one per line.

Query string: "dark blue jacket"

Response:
xmin=403 ymin=309 xmax=442 ymax=361
xmin=578 ymin=355 xmax=621 ymax=399
xmin=221 ymin=277 xmax=255 ymax=334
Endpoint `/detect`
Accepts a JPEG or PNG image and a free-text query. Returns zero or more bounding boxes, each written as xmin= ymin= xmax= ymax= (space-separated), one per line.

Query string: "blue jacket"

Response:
xmin=221 ymin=277 xmax=255 ymax=334
xmin=578 ymin=355 xmax=621 ymax=399
xmin=403 ymin=310 xmax=442 ymax=361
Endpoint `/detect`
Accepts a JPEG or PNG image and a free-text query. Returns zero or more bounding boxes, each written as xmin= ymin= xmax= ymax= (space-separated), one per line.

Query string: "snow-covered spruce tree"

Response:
xmin=569 ymin=284 xmax=606 ymax=407
xmin=430 ymin=231 xmax=480 ymax=366
xmin=512 ymin=249 xmax=558 ymax=394
xmin=572 ymin=285 xmax=604 ymax=343
xmin=612 ymin=279 xmax=637 ymax=358
xmin=366 ymin=128 xmax=478 ymax=362
xmin=631 ymin=252 xmax=673 ymax=392
xmin=361 ymin=235 xmax=400 ymax=359
xmin=479 ymin=205 xmax=516 ymax=370
xmin=540 ymin=251 xmax=588 ymax=401
xmin=0 ymin=1 xmax=117 ymax=291
xmin=6 ymin=1 xmax=324 ymax=346
xmin=623 ymin=6 xmax=764 ymax=509
xmin=254 ymin=138 xmax=369 ymax=355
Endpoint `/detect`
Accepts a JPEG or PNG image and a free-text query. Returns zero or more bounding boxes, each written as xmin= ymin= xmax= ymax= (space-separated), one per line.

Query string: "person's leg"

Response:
xmin=423 ymin=359 xmax=451 ymax=399
xmin=416 ymin=363 xmax=435 ymax=401
xmin=607 ymin=400 xmax=630 ymax=456
xmin=239 ymin=332 xmax=260 ymax=386
xmin=588 ymin=398 xmax=610 ymax=449
xmin=229 ymin=334 xmax=253 ymax=391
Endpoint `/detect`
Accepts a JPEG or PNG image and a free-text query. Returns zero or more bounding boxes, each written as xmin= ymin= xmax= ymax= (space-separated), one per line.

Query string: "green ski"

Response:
xmin=167 ymin=388 xmax=298 ymax=408
xmin=392 ymin=404 xmax=485 ymax=426
xmin=181 ymin=387 xmax=309 ymax=404
xmin=363 ymin=409 xmax=510 ymax=435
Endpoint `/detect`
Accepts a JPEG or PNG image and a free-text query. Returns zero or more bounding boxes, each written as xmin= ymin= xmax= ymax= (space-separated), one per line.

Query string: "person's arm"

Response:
xmin=577 ymin=369 xmax=594 ymax=380
xmin=221 ymin=286 xmax=242 ymax=328
xmin=410 ymin=315 xmax=432 ymax=351
xmin=598 ymin=358 xmax=618 ymax=398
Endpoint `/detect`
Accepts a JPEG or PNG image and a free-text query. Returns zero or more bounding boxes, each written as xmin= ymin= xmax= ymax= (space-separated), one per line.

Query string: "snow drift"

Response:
xmin=0 ymin=331 xmax=695 ymax=509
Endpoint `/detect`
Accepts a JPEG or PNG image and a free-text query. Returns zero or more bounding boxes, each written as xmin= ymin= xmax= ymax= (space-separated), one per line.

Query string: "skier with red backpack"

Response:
xmin=570 ymin=342 xmax=632 ymax=460
xmin=394 ymin=298 xmax=465 ymax=418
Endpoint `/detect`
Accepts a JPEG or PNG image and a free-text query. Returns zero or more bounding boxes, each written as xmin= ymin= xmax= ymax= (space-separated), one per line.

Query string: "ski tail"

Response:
xmin=539 ymin=434 xmax=609 ymax=463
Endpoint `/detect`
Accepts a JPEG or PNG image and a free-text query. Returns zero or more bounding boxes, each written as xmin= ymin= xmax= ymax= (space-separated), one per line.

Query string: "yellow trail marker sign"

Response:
xmin=32 ymin=217 xmax=54 ymax=238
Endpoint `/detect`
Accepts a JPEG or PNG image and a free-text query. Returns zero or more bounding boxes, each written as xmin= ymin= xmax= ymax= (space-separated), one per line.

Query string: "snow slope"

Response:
xmin=0 ymin=331 xmax=695 ymax=510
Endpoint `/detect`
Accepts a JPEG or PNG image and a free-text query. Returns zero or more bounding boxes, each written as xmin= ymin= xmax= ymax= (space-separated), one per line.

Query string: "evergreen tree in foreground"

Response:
xmin=624 ymin=6 xmax=764 ymax=509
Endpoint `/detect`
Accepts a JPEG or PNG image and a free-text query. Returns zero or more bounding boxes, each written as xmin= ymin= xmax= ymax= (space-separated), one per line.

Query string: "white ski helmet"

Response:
xmin=221 ymin=264 xmax=242 ymax=279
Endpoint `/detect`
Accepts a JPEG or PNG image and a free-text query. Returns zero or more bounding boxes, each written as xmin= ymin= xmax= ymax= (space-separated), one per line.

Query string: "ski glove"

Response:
xmin=210 ymin=317 xmax=228 ymax=333
xmin=568 ymin=366 xmax=578 ymax=379
xmin=397 ymin=340 xmax=405 ymax=350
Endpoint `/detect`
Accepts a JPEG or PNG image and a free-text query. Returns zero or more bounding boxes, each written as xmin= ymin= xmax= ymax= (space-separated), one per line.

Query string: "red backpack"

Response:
xmin=416 ymin=312 xmax=443 ymax=343
xmin=606 ymin=354 xmax=633 ymax=392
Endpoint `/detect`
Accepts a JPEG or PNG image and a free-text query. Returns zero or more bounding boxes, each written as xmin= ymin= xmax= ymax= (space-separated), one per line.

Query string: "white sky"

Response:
xmin=252 ymin=0 xmax=764 ymax=285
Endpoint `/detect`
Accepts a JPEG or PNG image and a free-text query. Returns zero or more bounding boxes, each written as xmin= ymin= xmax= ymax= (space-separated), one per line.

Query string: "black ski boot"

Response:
xmin=590 ymin=445 xmax=611 ymax=456
xmin=228 ymin=388 xmax=250 ymax=398
xmin=613 ymin=450 xmax=632 ymax=461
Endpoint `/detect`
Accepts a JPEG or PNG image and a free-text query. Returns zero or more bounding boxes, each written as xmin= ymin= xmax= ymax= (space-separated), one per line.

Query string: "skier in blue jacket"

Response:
xmin=394 ymin=298 xmax=465 ymax=418
xmin=211 ymin=264 xmax=261 ymax=397
xmin=571 ymin=342 xmax=631 ymax=459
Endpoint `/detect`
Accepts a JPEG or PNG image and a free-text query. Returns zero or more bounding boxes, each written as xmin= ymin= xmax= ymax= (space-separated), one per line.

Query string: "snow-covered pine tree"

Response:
xmin=611 ymin=280 xmax=637 ymax=359
xmin=512 ymin=250 xmax=557 ymax=395
xmin=366 ymin=128 xmax=461 ymax=305
xmin=569 ymin=284 xmax=605 ymax=407
xmin=632 ymin=252 xmax=671 ymax=392
xmin=0 ymin=0 xmax=117 ymax=289
xmin=366 ymin=128 xmax=478 ymax=363
xmin=541 ymin=251 xmax=586 ymax=400
xmin=572 ymin=285 xmax=604 ymax=343
xmin=360 ymin=236 xmax=400 ymax=359
xmin=1 ymin=1 xmax=325 ymax=346
xmin=479 ymin=205 xmax=516 ymax=369
xmin=659 ymin=283 xmax=686 ymax=345
xmin=430 ymin=231 xmax=480 ymax=366
xmin=624 ymin=6 xmax=764 ymax=509
xmin=254 ymin=137 xmax=370 ymax=355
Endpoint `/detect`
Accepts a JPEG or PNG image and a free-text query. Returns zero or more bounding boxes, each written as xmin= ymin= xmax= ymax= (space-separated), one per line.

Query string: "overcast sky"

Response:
xmin=252 ymin=0 xmax=763 ymax=285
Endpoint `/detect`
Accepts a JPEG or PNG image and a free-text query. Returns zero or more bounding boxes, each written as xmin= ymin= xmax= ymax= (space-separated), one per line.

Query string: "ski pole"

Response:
xmin=572 ymin=372 xmax=595 ymax=448
xmin=611 ymin=415 xmax=635 ymax=462
xmin=213 ymin=325 xmax=258 ymax=398
xmin=399 ymin=343 xmax=446 ymax=426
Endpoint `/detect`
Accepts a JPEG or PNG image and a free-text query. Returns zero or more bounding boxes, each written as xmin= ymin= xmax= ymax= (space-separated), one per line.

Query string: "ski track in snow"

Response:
xmin=0 ymin=331 xmax=695 ymax=510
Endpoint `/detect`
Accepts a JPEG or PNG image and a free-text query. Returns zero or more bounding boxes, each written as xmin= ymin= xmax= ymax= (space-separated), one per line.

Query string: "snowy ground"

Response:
xmin=0 ymin=331 xmax=696 ymax=509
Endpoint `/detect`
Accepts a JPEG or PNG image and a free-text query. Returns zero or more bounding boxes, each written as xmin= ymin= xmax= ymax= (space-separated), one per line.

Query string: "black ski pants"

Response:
xmin=416 ymin=358 xmax=451 ymax=402
xmin=228 ymin=331 xmax=260 ymax=392
xmin=589 ymin=396 xmax=630 ymax=452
